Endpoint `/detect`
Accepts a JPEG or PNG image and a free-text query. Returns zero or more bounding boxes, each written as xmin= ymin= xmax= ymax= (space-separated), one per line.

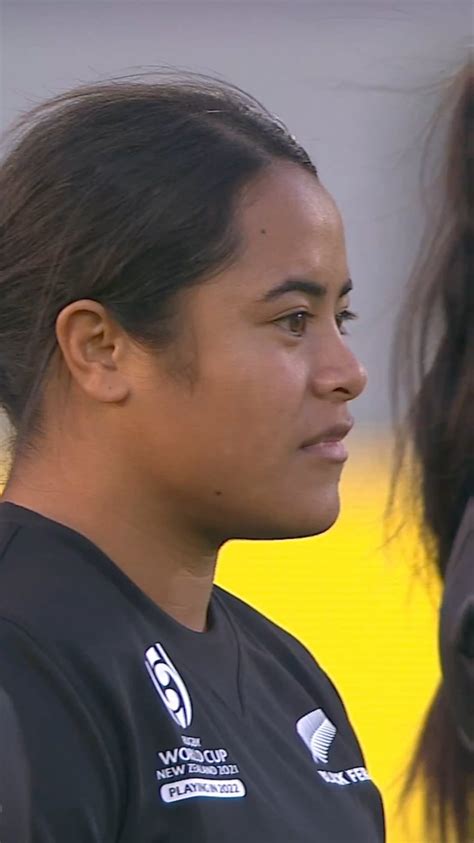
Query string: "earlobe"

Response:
xmin=55 ymin=300 xmax=131 ymax=404
xmin=84 ymin=368 xmax=130 ymax=404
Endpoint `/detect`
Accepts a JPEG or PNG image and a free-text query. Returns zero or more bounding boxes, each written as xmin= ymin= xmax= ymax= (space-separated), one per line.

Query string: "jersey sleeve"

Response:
xmin=0 ymin=616 xmax=122 ymax=843
xmin=0 ymin=684 xmax=31 ymax=843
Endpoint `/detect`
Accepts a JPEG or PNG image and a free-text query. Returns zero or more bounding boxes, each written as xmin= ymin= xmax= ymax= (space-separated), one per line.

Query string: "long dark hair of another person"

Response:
xmin=389 ymin=60 xmax=473 ymax=843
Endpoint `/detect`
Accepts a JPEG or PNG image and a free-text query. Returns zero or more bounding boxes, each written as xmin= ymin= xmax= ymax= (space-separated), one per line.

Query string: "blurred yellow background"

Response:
xmin=216 ymin=432 xmax=441 ymax=843
xmin=0 ymin=432 xmax=440 ymax=842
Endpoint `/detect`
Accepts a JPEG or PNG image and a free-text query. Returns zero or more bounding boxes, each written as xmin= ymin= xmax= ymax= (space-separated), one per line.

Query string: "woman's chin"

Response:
xmin=287 ymin=488 xmax=342 ymax=538
xmin=240 ymin=492 xmax=342 ymax=541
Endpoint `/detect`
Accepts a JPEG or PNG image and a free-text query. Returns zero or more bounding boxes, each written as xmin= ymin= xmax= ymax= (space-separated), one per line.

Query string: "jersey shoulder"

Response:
xmin=0 ymin=508 xmax=131 ymax=646
xmin=215 ymin=584 xmax=315 ymax=658
xmin=214 ymin=585 xmax=349 ymax=715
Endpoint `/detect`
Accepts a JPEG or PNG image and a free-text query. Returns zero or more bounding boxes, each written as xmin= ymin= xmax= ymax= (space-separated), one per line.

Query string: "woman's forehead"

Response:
xmin=233 ymin=164 xmax=347 ymax=284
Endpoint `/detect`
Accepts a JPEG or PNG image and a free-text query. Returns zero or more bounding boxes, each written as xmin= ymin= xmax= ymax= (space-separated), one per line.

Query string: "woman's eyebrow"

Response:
xmin=257 ymin=276 xmax=353 ymax=303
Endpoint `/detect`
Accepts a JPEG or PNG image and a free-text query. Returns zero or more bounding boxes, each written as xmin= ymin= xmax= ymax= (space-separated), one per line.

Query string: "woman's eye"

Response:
xmin=277 ymin=311 xmax=312 ymax=337
xmin=335 ymin=309 xmax=358 ymax=335
xmin=276 ymin=309 xmax=358 ymax=338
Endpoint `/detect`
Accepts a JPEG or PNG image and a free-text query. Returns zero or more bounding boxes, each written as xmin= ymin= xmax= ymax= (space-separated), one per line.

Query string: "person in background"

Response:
xmin=390 ymin=60 xmax=473 ymax=843
xmin=0 ymin=74 xmax=384 ymax=842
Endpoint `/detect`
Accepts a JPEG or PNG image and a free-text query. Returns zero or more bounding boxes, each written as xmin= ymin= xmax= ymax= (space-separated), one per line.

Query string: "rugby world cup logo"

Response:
xmin=145 ymin=642 xmax=193 ymax=729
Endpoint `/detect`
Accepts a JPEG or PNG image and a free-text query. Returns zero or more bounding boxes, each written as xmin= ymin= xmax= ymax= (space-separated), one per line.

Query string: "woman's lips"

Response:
xmin=300 ymin=439 xmax=349 ymax=462
xmin=299 ymin=418 xmax=352 ymax=462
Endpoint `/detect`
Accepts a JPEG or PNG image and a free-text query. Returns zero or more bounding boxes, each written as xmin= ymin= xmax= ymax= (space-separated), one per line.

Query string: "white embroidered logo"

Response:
xmin=145 ymin=642 xmax=193 ymax=729
xmin=296 ymin=709 xmax=337 ymax=765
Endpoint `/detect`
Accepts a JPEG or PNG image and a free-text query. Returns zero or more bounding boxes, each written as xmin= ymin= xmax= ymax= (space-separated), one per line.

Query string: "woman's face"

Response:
xmin=126 ymin=162 xmax=367 ymax=543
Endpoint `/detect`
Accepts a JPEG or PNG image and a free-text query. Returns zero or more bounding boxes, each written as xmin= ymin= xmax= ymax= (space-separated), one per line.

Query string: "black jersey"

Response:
xmin=0 ymin=502 xmax=385 ymax=842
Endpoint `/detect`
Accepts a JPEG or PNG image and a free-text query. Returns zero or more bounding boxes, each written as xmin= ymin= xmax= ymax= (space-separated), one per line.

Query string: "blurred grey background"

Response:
xmin=0 ymin=0 xmax=471 ymax=431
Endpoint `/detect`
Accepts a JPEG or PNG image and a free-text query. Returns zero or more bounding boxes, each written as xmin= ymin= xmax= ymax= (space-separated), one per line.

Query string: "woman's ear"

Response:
xmin=55 ymin=300 xmax=131 ymax=404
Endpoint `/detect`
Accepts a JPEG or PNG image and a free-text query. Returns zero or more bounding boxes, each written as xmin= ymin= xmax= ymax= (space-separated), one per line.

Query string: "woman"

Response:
xmin=0 ymin=74 xmax=384 ymax=842
xmin=391 ymin=61 xmax=473 ymax=842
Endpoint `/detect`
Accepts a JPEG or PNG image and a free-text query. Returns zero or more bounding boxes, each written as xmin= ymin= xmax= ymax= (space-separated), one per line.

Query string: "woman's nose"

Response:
xmin=311 ymin=338 xmax=368 ymax=401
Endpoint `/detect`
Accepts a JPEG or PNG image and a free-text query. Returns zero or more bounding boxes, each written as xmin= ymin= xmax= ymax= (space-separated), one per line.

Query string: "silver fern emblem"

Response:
xmin=296 ymin=709 xmax=337 ymax=765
